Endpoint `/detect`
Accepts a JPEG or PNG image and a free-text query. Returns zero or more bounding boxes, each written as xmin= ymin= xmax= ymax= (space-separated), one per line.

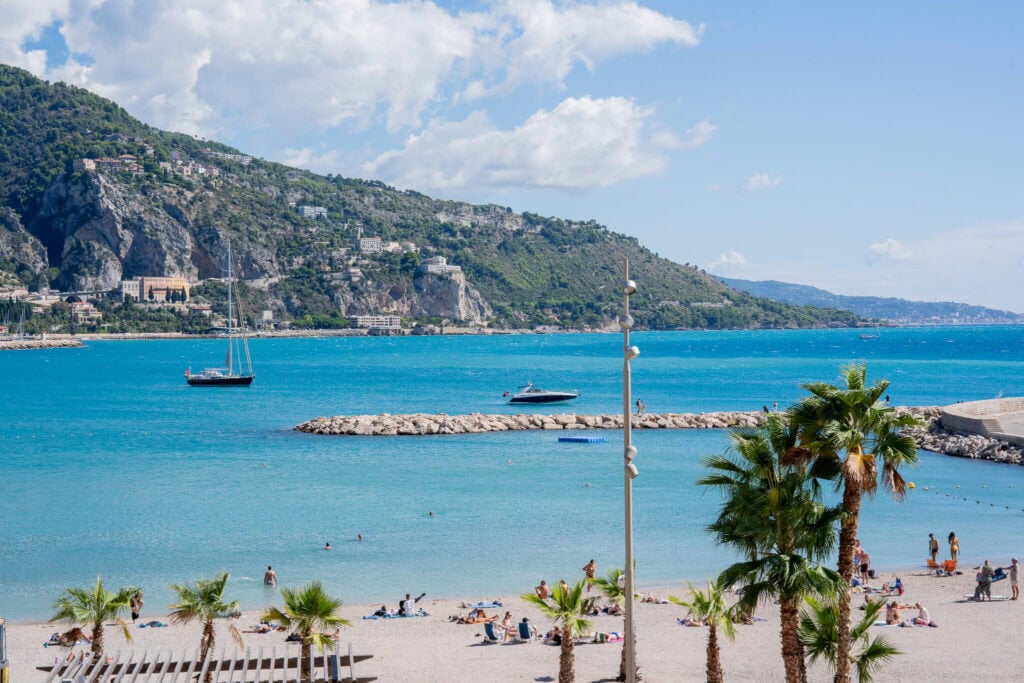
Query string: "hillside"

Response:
xmin=720 ymin=277 xmax=1023 ymax=325
xmin=0 ymin=64 xmax=861 ymax=331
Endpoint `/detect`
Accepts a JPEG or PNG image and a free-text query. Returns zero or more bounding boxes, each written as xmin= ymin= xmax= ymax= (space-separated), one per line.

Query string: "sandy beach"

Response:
xmin=7 ymin=566 xmax=1022 ymax=682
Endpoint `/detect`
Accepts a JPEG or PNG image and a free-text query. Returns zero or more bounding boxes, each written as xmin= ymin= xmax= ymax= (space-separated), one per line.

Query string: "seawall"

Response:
xmin=295 ymin=406 xmax=1024 ymax=466
xmin=0 ymin=337 xmax=83 ymax=350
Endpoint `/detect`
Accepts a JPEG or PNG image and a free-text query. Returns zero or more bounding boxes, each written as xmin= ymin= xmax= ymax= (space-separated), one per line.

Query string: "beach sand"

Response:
xmin=7 ymin=568 xmax=1022 ymax=682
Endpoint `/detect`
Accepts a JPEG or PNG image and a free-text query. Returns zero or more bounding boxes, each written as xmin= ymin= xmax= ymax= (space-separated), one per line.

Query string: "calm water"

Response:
xmin=2 ymin=326 xmax=1024 ymax=621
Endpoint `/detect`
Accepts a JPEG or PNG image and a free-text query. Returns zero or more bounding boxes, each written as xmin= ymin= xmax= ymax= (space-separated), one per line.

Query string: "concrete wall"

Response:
xmin=941 ymin=398 xmax=1024 ymax=447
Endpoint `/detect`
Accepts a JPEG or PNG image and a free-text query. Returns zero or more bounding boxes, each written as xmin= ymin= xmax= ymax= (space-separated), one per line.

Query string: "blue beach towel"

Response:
xmin=465 ymin=601 xmax=502 ymax=609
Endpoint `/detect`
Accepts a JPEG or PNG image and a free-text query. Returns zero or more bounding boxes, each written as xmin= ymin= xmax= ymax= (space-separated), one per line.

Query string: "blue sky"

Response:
xmin=4 ymin=1 xmax=1022 ymax=311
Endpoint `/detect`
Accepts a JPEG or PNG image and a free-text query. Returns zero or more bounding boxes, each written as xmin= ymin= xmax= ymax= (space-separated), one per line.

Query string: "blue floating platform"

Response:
xmin=558 ymin=436 xmax=607 ymax=443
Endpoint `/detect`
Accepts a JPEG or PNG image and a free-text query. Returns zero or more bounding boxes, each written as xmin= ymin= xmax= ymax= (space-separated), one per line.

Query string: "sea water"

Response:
xmin=2 ymin=326 xmax=1024 ymax=621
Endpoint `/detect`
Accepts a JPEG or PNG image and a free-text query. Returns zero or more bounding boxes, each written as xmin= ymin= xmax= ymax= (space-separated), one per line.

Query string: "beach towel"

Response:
xmin=964 ymin=594 xmax=1011 ymax=601
xmin=138 ymin=621 xmax=168 ymax=628
xmin=463 ymin=601 xmax=502 ymax=609
xmin=363 ymin=609 xmax=428 ymax=619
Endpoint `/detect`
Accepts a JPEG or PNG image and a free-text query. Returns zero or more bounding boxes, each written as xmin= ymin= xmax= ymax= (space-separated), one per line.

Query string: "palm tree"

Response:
xmin=670 ymin=581 xmax=735 ymax=683
xmin=593 ymin=567 xmax=636 ymax=681
xmin=701 ymin=415 xmax=845 ymax=683
xmin=788 ymin=365 xmax=920 ymax=683
xmin=49 ymin=575 xmax=139 ymax=655
xmin=799 ymin=596 xmax=902 ymax=683
xmin=523 ymin=579 xmax=592 ymax=683
xmin=168 ymin=572 xmax=244 ymax=683
xmin=262 ymin=582 xmax=351 ymax=682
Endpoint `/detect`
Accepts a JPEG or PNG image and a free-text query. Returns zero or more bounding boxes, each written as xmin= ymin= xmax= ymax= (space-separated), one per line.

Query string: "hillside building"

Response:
xmin=419 ymin=255 xmax=462 ymax=276
xmin=121 ymin=276 xmax=192 ymax=303
xmin=297 ymin=205 xmax=328 ymax=219
xmin=351 ymin=314 xmax=402 ymax=329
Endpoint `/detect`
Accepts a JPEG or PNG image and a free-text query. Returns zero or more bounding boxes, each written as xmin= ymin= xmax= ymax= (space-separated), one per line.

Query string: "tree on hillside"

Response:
xmin=787 ymin=365 xmax=921 ymax=683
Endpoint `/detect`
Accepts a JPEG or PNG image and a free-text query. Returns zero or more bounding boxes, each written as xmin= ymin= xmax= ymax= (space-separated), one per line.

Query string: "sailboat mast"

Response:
xmin=226 ymin=243 xmax=234 ymax=373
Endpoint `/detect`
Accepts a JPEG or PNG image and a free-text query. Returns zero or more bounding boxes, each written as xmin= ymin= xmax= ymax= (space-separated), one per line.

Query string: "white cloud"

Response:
xmin=365 ymin=96 xmax=677 ymax=191
xmin=464 ymin=0 xmax=704 ymax=99
xmin=0 ymin=0 xmax=69 ymax=72
xmin=681 ymin=118 xmax=716 ymax=149
xmin=706 ymin=251 xmax=747 ymax=272
xmin=743 ymin=172 xmax=783 ymax=192
xmin=865 ymin=238 xmax=912 ymax=264
xmin=4 ymin=1 xmax=699 ymax=142
xmin=279 ymin=147 xmax=343 ymax=175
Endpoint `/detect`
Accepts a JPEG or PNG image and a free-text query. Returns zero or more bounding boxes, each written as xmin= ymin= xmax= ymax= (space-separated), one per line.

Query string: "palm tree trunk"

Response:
xmin=90 ymin=622 xmax=104 ymax=656
xmin=559 ymin=620 xmax=575 ymax=683
xmin=301 ymin=632 xmax=313 ymax=682
xmin=779 ymin=597 xmax=805 ymax=683
xmin=835 ymin=480 xmax=863 ymax=683
xmin=200 ymin=620 xmax=216 ymax=683
xmin=706 ymin=626 xmax=722 ymax=683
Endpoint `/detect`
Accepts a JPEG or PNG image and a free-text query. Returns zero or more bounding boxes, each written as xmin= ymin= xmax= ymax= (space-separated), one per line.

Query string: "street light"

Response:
xmin=621 ymin=258 xmax=639 ymax=683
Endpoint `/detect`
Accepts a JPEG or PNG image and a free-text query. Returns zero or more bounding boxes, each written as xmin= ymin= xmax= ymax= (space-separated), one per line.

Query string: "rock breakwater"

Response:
xmin=0 ymin=337 xmax=83 ymax=350
xmin=295 ymin=406 xmax=1024 ymax=466
xmin=296 ymin=410 xmax=768 ymax=436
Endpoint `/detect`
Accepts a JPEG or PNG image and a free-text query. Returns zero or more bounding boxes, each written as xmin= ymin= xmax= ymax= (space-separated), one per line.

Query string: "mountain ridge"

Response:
xmin=0 ymin=63 xmax=860 ymax=331
xmin=720 ymin=277 xmax=1023 ymax=324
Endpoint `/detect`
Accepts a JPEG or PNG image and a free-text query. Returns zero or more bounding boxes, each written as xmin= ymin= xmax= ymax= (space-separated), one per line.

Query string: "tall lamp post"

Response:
xmin=621 ymin=258 xmax=640 ymax=683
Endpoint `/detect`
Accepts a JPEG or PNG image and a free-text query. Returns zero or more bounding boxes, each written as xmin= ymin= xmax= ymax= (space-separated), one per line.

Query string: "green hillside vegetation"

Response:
xmin=0 ymin=64 xmax=861 ymax=331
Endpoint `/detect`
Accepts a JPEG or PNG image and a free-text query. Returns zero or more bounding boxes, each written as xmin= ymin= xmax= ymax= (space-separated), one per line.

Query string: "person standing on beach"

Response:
xmin=264 ymin=566 xmax=278 ymax=586
xmin=1009 ymin=558 xmax=1019 ymax=600
xmin=130 ymin=591 xmax=144 ymax=625
xmin=928 ymin=534 xmax=939 ymax=563
xmin=949 ymin=532 xmax=959 ymax=563
xmin=582 ymin=559 xmax=597 ymax=592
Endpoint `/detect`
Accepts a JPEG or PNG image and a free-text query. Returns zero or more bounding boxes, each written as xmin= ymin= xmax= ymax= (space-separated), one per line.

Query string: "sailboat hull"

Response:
xmin=187 ymin=374 xmax=254 ymax=386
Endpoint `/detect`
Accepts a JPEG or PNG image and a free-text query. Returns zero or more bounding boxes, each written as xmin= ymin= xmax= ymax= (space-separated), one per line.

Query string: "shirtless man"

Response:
xmin=535 ymin=580 xmax=550 ymax=600
xmin=583 ymin=559 xmax=597 ymax=592
xmin=264 ymin=566 xmax=278 ymax=586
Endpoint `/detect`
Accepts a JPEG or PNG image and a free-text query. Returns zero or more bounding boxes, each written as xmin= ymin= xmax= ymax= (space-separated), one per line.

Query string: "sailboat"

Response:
xmin=185 ymin=243 xmax=255 ymax=386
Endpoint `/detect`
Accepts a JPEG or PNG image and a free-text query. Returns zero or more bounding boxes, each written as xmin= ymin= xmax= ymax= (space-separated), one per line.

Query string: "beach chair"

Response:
xmin=513 ymin=622 xmax=535 ymax=642
xmin=483 ymin=621 xmax=501 ymax=643
xmin=927 ymin=558 xmax=939 ymax=570
xmin=942 ymin=560 xmax=957 ymax=573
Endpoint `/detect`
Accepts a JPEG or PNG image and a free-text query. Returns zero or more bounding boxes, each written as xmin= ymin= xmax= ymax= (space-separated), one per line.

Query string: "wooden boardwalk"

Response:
xmin=38 ymin=644 xmax=375 ymax=683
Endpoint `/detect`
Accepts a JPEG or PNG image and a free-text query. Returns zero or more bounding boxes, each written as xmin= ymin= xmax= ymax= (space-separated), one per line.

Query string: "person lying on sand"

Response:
xmin=679 ymin=617 xmax=705 ymax=627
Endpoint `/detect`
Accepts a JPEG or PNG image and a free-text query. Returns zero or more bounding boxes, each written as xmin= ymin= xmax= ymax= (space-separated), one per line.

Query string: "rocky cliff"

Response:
xmin=0 ymin=208 xmax=48 ymax=288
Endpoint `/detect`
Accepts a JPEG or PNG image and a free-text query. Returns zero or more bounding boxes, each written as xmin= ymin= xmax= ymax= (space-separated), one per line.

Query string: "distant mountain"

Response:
xmin=0 ymin=63 xmax=862 ymax=331
xmin=719 ymin=278 xmax=1023 ymax=325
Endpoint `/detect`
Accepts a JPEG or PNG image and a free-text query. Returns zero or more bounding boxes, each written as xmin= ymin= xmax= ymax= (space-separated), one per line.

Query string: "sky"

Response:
xmin=3 ymin=1 xmax=1022 ymax=311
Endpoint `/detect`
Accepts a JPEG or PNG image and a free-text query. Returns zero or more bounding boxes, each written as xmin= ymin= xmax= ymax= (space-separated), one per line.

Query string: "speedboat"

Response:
xmin=505 ymin=382 xmax=579 ymax=404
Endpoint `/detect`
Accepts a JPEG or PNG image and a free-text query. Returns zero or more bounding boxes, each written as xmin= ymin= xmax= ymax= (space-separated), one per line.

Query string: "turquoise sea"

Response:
xmin=2 ymin=326 xmax=1024 ymax=621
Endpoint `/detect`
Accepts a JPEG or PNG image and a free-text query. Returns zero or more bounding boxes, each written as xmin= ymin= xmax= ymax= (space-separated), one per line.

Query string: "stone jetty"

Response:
xmin=295 ymin=405 xmax=1024 ymax=466
xmin=0 ymin=337 xmax=83 ymax=350
xmin=296 ymin=410 xmax=768 ymax=436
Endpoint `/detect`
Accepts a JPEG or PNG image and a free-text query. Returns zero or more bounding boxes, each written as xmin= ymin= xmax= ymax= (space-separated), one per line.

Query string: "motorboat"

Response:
xmin=505 ymin=382 xmax=579 ymax=404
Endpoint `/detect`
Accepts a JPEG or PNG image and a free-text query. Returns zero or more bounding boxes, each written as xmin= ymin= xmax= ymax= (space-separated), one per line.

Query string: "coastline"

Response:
xmin=7 ymin=567 xmax=1021 ymax=682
